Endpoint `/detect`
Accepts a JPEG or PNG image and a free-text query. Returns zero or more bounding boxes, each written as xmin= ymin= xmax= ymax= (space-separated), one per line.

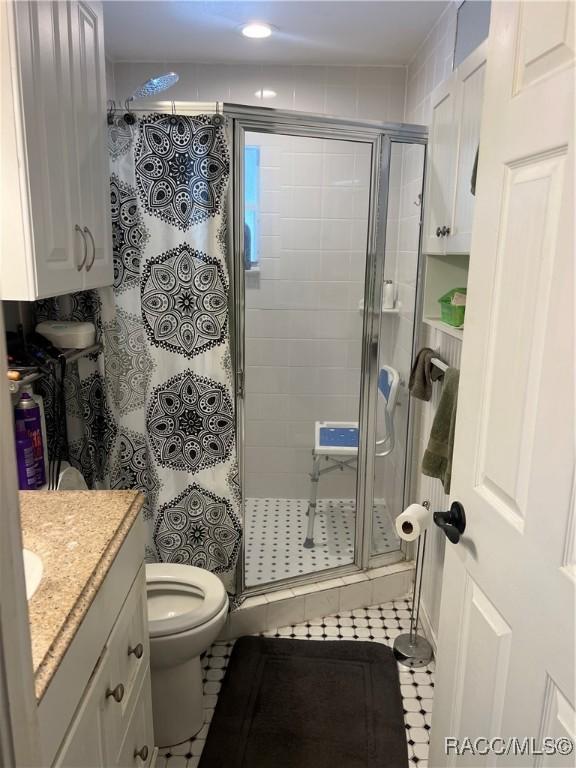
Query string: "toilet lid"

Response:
xmin=146 ymin=564 xmax=228 ymax=638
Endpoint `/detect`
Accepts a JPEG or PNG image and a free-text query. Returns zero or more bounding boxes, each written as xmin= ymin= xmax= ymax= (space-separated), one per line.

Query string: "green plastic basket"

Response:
xmin=438 ymin=288 xmax=467 ymax=328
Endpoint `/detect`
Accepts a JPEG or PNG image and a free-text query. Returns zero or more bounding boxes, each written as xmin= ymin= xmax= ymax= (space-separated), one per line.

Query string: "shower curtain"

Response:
xmin=36 ymin=113 xmax=241 ymax=593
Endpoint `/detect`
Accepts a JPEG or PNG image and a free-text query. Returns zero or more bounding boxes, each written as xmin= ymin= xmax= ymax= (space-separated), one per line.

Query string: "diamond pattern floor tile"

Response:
xmin=158 ymin=597 xmax=434 ymax=767
xmin=245 ymin=498 xmax=401 ymax=586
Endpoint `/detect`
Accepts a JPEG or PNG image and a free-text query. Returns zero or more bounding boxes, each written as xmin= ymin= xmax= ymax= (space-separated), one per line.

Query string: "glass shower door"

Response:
xmin=371 ymin=141 xmax=425 ymax=557
xmin=241 ymin=130 xmax=373 ymax=587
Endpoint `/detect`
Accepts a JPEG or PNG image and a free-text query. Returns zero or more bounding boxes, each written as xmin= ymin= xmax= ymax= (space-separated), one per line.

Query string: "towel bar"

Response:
xmin=430 ymin=356 xmax=448 ymax=373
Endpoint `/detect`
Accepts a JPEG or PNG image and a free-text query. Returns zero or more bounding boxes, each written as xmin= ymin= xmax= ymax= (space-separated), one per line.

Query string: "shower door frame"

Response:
xmin=224 ymin=104 xmax=427 ymax=598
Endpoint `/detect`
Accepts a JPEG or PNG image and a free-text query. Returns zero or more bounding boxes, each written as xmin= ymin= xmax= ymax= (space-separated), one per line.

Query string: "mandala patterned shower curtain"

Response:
xmin=36 ymin=113 xmax=241 ymax=593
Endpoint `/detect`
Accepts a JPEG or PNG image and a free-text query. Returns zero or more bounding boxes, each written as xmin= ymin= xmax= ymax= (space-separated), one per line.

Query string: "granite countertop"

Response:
xmin=19 ymin=490 xmax=144 ymax=701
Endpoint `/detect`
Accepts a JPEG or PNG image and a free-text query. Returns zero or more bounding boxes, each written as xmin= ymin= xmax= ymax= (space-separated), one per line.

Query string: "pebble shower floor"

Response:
xmin=245 ymin=498 xmax=401 ymax=585
xmin=158 ymin=597 xmax=434 ymax=767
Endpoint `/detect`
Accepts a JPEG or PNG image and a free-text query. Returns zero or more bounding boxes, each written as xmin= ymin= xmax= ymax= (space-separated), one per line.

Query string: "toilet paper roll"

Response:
xmin=395 ymin=503 xmax=432 ymax=542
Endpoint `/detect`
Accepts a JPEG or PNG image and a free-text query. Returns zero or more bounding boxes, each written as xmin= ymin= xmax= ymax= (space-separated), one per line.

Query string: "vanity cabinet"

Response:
xmin=0 ymin=0 xmax=112 ymax=301
xmin=38 ymin=517 xmax=156 ymax=767
xmin=423 ymin=42 xmax=487 ymax=256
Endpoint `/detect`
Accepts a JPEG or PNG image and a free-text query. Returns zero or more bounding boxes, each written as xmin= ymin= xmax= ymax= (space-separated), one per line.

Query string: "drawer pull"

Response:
xmin=106 ymin=683 xmax=125 ymax=703
xmin=134 ymin=745 xmax=149 ymax=762
xmin=128 ymin=642 xmax=144 ymax=659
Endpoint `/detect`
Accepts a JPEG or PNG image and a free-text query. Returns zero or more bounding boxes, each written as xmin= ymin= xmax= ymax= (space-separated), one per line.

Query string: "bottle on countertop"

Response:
xmin=14 ymin=391 xmax=45 ymax=488
xmin=21 ymin=385 xmax=48 ymax=488
xmin=15 ymin=419 xmax=37 ymax=490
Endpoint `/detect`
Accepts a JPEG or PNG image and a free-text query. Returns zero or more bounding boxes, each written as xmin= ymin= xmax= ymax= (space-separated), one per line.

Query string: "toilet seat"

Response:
xmin=146 ymin=564 xmax=228 ymax=638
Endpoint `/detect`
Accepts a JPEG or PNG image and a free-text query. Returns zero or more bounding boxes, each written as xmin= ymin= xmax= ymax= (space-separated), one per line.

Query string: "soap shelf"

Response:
xmin=357 ymin=299 xmax=401 ymax=315
xmin=422 ymin=317 xmax=464 ymax=341
xmin=8 ymin=343 xmax=102 ymax=394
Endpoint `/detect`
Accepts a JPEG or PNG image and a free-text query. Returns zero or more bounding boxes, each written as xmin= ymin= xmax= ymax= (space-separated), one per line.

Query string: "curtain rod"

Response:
xmin=108 ymin=100 xmax=223 ymax=116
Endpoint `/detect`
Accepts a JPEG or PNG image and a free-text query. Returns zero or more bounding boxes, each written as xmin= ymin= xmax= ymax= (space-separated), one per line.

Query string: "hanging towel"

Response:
xmin=422 ymin=367 xmax=459 ymax=494
xmin=409 ymin=347 xmax=443 ymax=401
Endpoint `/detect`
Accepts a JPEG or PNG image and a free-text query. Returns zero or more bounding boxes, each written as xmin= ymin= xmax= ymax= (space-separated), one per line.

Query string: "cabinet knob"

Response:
xmin=83 ymin=226 xmax=96 ymax=271
xmin=128 ymin=642 xmax=144 ymax=659
xmin=75 ymin=225 xmax=88 ymax=271
xmin=106 ymin=683 xmax=124 ymax=703
xmin=436 ymin=226 xmax=442 ymax=237
xmin=134 ymin=745 xmax=149 ymax=762
xmin=444 ymin=226 xmax=451 ymax=236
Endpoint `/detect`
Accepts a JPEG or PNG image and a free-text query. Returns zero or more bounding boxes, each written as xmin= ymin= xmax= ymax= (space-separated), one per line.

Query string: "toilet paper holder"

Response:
xmin=393 ymin=501 xmax=433 ymax=669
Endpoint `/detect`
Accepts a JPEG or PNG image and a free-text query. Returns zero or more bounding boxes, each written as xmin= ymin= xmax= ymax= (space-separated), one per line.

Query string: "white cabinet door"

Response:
xmin=53 ymin=648 xmax=110 ymax=768
xmin=12 ymin=0 xmax=85 ymax=299
xmin=422 ymin=77 xmax=457 ymax=255
xmin=102 ymin=568 xmax=152 ymax=760
xmin=1 ymin=0 xmax=112 ymax=300
xmin=447 ymin=43 xmax=487 ymax=255
xmin=70 ymin=0 xmax=113 ymax=290
xmin=429 ymin=2 xmax=574 ymax=764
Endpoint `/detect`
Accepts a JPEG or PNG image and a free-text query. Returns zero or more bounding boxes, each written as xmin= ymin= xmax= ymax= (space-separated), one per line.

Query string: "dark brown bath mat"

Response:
xmin=198 ymin=636 xmax=408 ymax=768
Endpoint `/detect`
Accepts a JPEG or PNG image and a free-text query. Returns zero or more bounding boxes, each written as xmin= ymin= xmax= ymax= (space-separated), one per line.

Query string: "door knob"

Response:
xmin=433 ymin=501 xmax=466 ymax=543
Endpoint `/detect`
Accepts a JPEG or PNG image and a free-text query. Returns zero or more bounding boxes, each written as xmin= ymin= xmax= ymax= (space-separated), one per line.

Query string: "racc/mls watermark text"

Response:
xmin=445 ymin=737 xmax=574 ymax=757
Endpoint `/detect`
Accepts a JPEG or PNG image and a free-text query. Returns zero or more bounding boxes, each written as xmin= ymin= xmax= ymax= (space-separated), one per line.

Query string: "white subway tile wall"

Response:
xmin=111 ymin=63 xmax=407 ymax=122
xmin=244 ymin=132 xmax=375 ymax=500
xmin=404 ymin=3 xmax=458 ymax=126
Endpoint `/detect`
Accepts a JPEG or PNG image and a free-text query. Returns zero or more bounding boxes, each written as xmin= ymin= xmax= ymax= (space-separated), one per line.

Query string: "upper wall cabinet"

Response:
xmin=423 ymin=42 xmax=488 ymax=256
xmin=0 ymin=0 xmax=112 ymax=301
xmin=422 ymin=79 xmax=457 ymax=256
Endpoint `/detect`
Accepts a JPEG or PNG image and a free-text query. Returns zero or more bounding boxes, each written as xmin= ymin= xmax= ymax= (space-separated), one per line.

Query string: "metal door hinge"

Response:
xmin=236 ymin=369 xmax=245 ymax=399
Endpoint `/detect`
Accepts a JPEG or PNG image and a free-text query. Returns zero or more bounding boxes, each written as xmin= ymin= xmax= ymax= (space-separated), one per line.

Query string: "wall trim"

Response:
xmin=419 ymin=600 xmax=438 ymax=657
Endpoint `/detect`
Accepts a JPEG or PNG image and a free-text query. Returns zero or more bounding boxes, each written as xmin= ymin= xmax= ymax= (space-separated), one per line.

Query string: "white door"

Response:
xmin=446 ymin=43 xmax=487 ymax=256
xmin=71 ymin=0 xmax=113 ymax=290
xmin=430 ymin=2 xmax=575 ymax=765
xmin=14 ymin=0 xmax=85 ymax=297
xmin=423 ymin=77 xmax=456 ymax=255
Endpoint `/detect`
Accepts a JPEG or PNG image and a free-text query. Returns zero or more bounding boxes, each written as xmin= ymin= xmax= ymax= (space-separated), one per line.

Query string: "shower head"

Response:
xmin=131 ymin=72 xmax=179 ymax=100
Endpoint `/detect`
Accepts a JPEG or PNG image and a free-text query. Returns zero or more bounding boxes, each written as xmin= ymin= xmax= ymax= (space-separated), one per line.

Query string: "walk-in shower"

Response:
xmin=226 ymin=106 xmax=426 ymax=594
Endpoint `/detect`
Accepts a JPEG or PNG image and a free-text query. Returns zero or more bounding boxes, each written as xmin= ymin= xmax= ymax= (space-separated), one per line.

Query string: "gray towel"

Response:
xmin=422 ymin=367 xmax=459 ymax=494
xmin=409 ymin=348 xmax=443 ymax=401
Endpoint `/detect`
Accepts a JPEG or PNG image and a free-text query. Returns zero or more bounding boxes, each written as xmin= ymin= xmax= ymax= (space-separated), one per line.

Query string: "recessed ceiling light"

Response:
xmin=254 ymin=89 xmax=277 ymax=99
xmin=241 ymin=22 xmax=273 ymax=39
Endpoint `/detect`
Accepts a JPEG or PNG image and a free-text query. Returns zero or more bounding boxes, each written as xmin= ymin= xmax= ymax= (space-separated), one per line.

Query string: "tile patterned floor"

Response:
xmin=158 ymin=597 xmax=434 ymax=768
xmin=245 ymin=498 xmax=401 ymax=586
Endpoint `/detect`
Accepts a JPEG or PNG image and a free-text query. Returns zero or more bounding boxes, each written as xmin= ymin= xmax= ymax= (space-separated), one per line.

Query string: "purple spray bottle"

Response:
xmin=14 ymin=419 xmax=37 ymax=490
xmin=14 ymin=391 xmax=46 ymax=487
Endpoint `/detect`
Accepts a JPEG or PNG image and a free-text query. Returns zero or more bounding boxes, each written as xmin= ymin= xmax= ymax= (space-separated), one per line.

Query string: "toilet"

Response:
xmin=146 ymin=563 xmax=229 ymax=747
